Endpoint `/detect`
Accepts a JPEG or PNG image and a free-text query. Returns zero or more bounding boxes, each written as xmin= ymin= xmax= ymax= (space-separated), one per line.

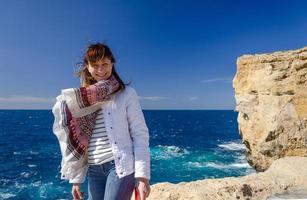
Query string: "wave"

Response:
xmin=30 ymin=151 xmax=39 ymax=155
xmin=186 ymin=161 xmax=252 ymax=169
xmin=205 ymin=162 xmax=252 ymax=169
xmin=0 ymin=193 xmax=16 ymax=199
xmin=20 ymin=172 xmax=31 ymax=178
xmin=151 ymin=145 xmax=190 ymax=160
xmin=9 ymin=181 xmax=69 ymax=199
xmin=218 ymin=141 xmax=245 ymax=151
xmin=14 ymin=182 xmax=27 ymax=189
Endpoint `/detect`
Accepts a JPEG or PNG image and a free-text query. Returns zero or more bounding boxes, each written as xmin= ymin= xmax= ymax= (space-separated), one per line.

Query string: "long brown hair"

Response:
xmin=75 ymin=43 xmax=131 ymax=90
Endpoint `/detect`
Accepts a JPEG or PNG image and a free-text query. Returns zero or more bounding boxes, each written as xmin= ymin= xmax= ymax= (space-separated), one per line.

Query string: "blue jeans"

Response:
xmin=87 ymin=160 xmax=136 ymax=200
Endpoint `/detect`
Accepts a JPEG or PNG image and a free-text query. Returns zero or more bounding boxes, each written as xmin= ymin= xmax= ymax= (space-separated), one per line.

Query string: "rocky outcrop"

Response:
xmin=137 ymin=47 xmax=307 ymax=200
xmin=139 ymin=157 xmax=307 ymax=200
xmin=233 ymin=46 xmax=307 ymax=171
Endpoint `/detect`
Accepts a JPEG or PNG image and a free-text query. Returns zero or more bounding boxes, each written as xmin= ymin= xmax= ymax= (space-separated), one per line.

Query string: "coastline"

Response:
xmin=141 ymin=156 xmax=307 ymax=200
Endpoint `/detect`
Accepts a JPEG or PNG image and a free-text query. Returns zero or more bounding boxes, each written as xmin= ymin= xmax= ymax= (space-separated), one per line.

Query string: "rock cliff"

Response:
xmin=140 ymin=46 xmax=307 ymax=200
xmin=233 ymin=46 xmax=307 ymax=171
xmin=142 ymin=157 xmax=307 ymax=200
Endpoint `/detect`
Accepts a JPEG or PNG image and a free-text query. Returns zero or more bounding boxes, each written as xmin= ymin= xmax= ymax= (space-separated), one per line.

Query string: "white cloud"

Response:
xmin=0 ymin=96 xmax=56 ymax=103
xmin=138 ymin=96 xmax=169 ymax=101
xmin=189 ymin=96 xmax=199 ymax=101
xmin=201 ymin=77 xmax=233 ymax=83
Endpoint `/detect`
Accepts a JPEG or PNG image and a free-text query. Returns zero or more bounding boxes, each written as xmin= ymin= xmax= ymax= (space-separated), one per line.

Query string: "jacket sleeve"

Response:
xmin=126 ymin=87 xmax=151 ymax=180
xmin=69 ymin=165 xmax=89 ymax=184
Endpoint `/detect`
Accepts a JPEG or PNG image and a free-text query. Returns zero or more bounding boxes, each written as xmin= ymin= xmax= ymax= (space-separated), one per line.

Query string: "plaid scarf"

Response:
xmin=52 ymin=74 xmax=120 ymax=179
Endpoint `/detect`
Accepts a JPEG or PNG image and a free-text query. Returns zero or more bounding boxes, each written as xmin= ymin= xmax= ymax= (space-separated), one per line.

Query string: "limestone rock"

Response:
xmin=131 ymin=47 xmax=307 ymax=200
xmin=233 ymin=46 xmax=307 ymax=171
xmin=134 ymin=157 xmax=307 ymax=200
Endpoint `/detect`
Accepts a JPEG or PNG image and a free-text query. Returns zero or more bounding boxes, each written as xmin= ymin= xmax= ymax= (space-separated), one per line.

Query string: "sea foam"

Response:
xmin=151 ymin=145 xmax=190 ymax=160
xmin=218 ymin=141 xmax=245 ymax=151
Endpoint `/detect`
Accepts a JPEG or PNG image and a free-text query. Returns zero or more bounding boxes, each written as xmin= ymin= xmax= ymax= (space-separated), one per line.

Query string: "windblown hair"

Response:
xmin=75 ymin=42 xmax=130 ymax=90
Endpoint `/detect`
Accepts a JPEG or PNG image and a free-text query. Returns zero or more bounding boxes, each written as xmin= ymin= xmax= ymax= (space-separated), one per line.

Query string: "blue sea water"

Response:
xmin=0 ymin=110 xmax=255 ymax=199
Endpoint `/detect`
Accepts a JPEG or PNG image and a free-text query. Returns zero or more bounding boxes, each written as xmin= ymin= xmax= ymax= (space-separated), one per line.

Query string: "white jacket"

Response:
xmin=52 ymin=86 xmax=150 ymax=183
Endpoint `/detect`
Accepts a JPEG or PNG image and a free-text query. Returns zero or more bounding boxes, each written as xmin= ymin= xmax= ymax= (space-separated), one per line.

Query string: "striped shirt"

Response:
xmin=87 ymin=109 xmax=114 ymax=165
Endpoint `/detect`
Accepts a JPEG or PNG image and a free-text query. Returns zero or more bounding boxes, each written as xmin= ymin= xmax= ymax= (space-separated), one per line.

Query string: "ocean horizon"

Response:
xmin=0 ymin=109 xmax=255 ymax=199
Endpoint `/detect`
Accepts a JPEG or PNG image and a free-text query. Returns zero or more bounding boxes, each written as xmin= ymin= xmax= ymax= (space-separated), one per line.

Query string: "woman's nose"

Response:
xmin=97 ymin=66 xmax=105 ymax=73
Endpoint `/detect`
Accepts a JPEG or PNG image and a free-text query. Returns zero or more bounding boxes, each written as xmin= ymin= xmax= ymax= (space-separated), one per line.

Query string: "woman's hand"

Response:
xmin=136 ymin=177 xmax=151 ymax=200
xmin=72 ymin=183 xmax=85 ymax=200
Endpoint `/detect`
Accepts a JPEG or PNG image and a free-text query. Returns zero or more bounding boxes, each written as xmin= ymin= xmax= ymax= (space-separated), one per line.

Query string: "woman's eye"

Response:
xmin=91 ymin=63 xmax=110 ymax=68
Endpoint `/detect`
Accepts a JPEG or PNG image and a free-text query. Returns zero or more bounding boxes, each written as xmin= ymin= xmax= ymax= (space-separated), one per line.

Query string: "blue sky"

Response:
xmin=0 ymin=0 xmax=306 ymax=110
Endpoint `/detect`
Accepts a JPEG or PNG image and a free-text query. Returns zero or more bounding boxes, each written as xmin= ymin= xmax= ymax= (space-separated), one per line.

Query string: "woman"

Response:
xmin=52 ymin=43 xmax=151 ymax=200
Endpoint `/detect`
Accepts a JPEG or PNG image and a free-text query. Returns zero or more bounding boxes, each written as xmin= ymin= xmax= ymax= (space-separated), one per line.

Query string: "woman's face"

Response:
xmin=87 ymin=57 xmax=113 ymax=82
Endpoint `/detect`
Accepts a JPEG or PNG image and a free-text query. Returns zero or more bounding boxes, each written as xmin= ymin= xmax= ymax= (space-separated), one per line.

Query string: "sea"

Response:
xmin=0 ymin=110 xmax=256 ymax=199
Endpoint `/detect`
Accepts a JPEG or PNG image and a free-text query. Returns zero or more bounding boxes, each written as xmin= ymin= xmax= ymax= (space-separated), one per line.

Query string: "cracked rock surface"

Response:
xmin=233 ymin=46 xmax=307 ymax=171
xmin=134 ymin=47 xmax=307 ymax=200
xmin=135 ymin=157 xmax=307 ymax=200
